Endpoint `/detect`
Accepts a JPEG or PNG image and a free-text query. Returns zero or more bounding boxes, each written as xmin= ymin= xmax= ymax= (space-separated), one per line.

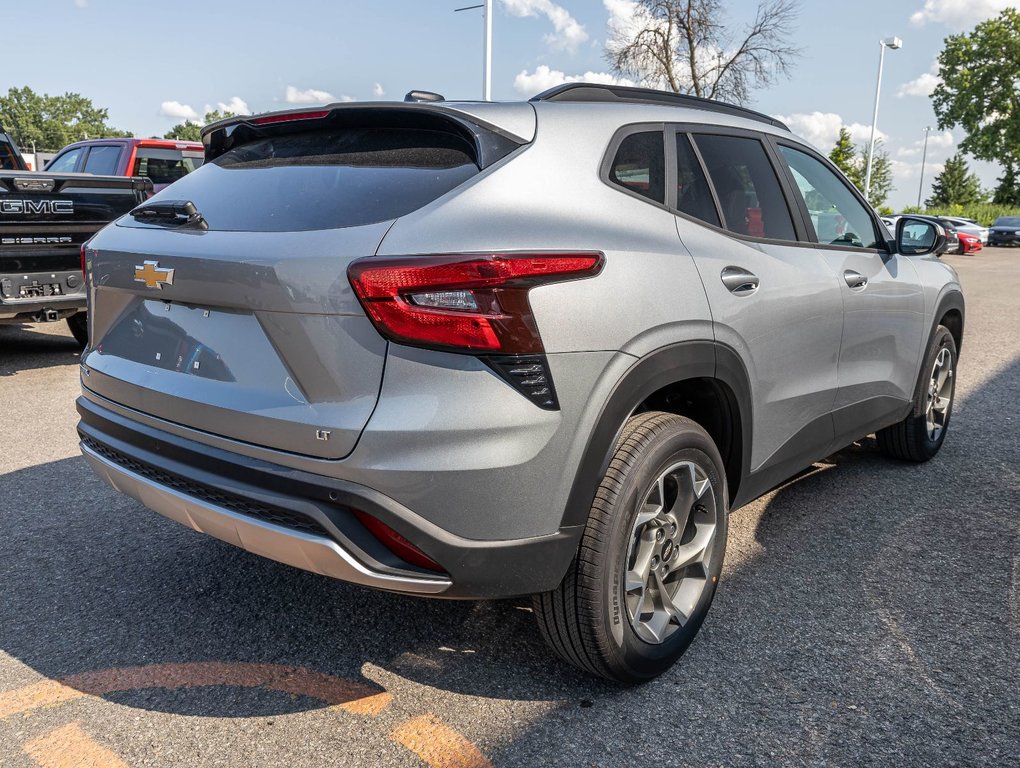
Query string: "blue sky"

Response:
xmin=5 ymin=0 xmax=1014 ymax=208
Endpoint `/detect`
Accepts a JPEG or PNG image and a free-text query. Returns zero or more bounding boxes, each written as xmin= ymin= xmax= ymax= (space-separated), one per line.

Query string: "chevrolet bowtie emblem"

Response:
xmin=134 ymin=260 xmax=175 ymax=289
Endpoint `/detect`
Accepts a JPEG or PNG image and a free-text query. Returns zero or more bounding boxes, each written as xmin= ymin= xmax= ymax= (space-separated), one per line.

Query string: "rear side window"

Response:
xmin=83 ymin=146 xmax=121 ymax=175
xmin=692 ymin=134 xmax=796 ymax=241
xmin=137 ymin=127 xmax=480 ymax=231
xmin=132 ymin=148 xmax=203 ymax=185
xmin=609 ymin=131 xmax=665 ymax=204
xmin=675 ymin=134 xmax=720 ymax=227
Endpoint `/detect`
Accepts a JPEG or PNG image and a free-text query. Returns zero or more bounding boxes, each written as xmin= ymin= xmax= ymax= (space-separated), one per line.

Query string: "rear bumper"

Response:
xmin=77 ymin=396 xmax=582 ymax=599
xmin=0 ymin=268 xmax=86 ymax=321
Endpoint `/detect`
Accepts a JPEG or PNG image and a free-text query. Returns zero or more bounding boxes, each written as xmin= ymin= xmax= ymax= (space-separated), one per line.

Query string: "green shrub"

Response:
xmin=897 ymin=203 xmax=1020 ymax=225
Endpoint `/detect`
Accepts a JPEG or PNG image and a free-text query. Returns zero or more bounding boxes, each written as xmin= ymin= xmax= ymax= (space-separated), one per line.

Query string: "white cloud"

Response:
xmin=501 ymin=0 xmax=589 ymax=52
xmin=513 ymin=64 xmax=635 ymax=96
xmin=910 ymin=0 xmax=1011 ymax=26
xmin=339 ymin=95 xmax=356 ymax=103
xmin=898 ymin=60 xmax=941 ymax=98
xmin=372 ymin=82 xmax=386 ymax=98
xmin=159 ymin=101 xmax=200 ymax=121
xmin=284 ymin=86 xmax=335 ymax=105
xmin=773 ymin=112 xmax=886 ymax=152
xmin=213 ymin=96 xmax=251 ymax=115
xmin=896 ymin=130 xmax=954 ymax=157
xmin=73 ymin=0 xmax=87 ymax=7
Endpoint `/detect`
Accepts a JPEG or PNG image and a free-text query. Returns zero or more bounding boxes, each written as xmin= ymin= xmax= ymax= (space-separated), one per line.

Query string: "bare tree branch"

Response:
xmin=606 ymin=0 xmax=801 ymax=105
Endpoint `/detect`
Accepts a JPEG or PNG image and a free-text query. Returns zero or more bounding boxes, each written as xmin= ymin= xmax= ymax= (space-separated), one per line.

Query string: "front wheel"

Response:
xmin=877 ymin=325 xmax=957 ymax=461
xmin=66 ymin=312 xmax=88 ymax=347
xmin=533 ymin=412 xmax=728 ymax=683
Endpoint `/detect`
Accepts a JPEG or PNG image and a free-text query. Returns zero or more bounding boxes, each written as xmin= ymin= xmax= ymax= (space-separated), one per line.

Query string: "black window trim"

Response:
xmin=599 ymin=122 xmax=673 ymax=214
xmin=767 ymin=136 xmax=892 ymax=255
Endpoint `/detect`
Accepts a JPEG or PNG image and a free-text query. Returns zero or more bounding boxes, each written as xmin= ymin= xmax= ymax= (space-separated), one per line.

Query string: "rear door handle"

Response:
xmin=720 ymin=266 xmax=759 ymax=296
xmin=843 ymin=270 xmax=868 ymax=290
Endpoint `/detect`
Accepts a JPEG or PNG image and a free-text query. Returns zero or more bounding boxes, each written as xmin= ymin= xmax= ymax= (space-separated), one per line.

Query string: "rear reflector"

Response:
xmin=353 ymin=510 xmax=446 ymax=573
xmin=348 ymin=253 xmax=603 ymax=354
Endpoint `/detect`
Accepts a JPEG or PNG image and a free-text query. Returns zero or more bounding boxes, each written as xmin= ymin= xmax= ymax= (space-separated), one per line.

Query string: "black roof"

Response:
xmin=530 ymin=83 xmax=789 ymax=131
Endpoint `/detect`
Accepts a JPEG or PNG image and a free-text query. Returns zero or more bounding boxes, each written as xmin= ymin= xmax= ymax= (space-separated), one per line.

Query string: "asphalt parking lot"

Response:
xmin=1 ymin=249 xmax=1017 ymax=768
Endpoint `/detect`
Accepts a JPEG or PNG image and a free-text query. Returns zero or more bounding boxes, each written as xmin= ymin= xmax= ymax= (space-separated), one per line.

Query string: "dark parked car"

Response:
xmin=47 ymin=138 xmax=204 ymax=194
xmin=988 ymin=216 xmax=1020 ymax=246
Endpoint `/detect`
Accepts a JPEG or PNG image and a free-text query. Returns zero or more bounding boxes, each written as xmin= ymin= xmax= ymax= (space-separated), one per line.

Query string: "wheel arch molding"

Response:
xmin=559 ymin=341 xmax=753 ymax=530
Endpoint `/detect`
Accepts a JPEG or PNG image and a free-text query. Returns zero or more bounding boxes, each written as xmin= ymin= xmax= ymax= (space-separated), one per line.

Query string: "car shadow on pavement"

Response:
xmin=0 ymin=359 xmax=1016 ymax=764
xmin=0 ymin=324 xmax=82 ymax=376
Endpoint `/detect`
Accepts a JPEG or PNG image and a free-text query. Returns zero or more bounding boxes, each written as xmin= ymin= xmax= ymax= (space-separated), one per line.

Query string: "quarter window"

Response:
xmin=675 ymin=134 xmax=720 ymax=227
xmin=692 ymin=134 xmax=796 ymax=241
xmin=609 ymin=131 xmax=665 ymax=204
xmin=778 ymin=145 xmax=882 ymax=249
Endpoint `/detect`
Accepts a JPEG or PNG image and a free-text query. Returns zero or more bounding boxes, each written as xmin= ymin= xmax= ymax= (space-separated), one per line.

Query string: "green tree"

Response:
xmin=0 ymin=86 xmax=130 ymax=151
xmin=932 ymin=9 xmax=1020 ymax=166
xmin=163 ymin=109 xmax=235 ymax=142
xmin=926 ymin=152 xmax=984 ymax=207
xmin=828 ymin=127 xmax=856 ymax=179
xmin=827 ymin=128 xmax=893 ymax=208
xmin=993 ymin=163 xmax=1020 ymax=206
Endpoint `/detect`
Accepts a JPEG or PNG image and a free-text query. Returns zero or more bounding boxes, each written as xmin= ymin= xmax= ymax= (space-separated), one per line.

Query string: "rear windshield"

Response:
xmin=132 ymin=148 xmax=204 ymax=185
xmin=994 ymin=217 xmax=1020 ymax=227
xmin=135 ymin=128 xmax=479 ymax=232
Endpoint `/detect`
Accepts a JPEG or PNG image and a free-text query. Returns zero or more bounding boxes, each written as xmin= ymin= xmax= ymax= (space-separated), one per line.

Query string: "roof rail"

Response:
xmin=530 ymin=83 xmax=788 ymax=131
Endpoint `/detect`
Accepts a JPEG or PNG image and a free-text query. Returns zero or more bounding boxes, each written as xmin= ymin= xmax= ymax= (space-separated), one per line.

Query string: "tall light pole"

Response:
xmin=917 ymin=125 xmax=932 ymax=208
xmin=454 ymin=0 xmax=493 ymax=100
xmin=864 ymin=36 xmax=902 ymax=202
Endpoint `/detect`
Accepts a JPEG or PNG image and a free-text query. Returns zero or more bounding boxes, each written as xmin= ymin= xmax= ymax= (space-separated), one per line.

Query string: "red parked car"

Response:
xmin=957 ymin=231 xmax=982 ymax=254
xmin=46 ymin=138 xmax=204 ymax=194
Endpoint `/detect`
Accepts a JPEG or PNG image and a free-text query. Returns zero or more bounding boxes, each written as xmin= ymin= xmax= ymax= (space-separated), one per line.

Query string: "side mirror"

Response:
xmin=896 ymin=217 xmax=948 ymax=256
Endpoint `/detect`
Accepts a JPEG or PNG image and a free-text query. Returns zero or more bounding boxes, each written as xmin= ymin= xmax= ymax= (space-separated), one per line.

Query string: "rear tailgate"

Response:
xmin=82 ymin=105 xmax=529 ymax=460
xmin=0 ymin=172 xmax=150 ymax=273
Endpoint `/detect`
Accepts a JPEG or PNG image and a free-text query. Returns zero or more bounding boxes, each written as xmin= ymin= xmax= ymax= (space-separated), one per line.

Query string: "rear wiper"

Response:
xmin=130 ymin=199 xmax=207 ymax=230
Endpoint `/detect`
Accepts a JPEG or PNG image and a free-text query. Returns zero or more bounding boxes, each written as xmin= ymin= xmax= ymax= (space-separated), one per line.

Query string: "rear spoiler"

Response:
xmin=200 ymin=104 xmax=527 ymax=169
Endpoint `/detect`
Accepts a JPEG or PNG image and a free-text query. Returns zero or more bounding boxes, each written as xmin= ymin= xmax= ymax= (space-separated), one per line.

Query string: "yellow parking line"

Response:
xmin=390 ymin=713 xmax=492 ymax=768
xmin=24 ymin=723 xmax=128 ymax=768
xmin=0 ymin=680 xmax=83 ymax=720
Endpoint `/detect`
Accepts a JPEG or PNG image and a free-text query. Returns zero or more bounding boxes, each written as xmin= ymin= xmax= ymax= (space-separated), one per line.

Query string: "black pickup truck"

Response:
xmin=1 ymin=127 xmax=152 ymax=345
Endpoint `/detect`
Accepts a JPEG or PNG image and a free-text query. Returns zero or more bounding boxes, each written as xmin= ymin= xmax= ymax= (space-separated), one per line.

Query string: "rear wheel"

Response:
xmin=877 ymin=325 xmax=957 ymax=461
xmin=533 ymin=412 xmax=728 ymax=683
xmin=66 ymin=312 xmax=88 ymax=347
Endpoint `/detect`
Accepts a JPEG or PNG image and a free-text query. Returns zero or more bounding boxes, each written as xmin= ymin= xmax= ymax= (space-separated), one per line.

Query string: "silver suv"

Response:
xmin=77 ymin=84 xmax=964 ymax=683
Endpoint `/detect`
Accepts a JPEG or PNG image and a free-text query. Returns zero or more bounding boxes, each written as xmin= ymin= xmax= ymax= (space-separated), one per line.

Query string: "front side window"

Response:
xmin=692 ymin=133 xmax=796 ymax=241
xmin=83 ymin=145 xmax=122 ymax=175
xmin=47 ymin=148 xmax=83 ymax=173
xmin=778 ymin=145 xmax=882 ymax=249
xmin=609 ymin=131 xmax=665 ymax=204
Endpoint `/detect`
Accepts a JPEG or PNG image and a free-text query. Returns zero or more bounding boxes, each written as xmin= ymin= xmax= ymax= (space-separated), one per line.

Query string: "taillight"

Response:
xmin=353 ymin=510 xmax=446 ymax=573
xmin=347 ymin=253 xmax=603 ymax=354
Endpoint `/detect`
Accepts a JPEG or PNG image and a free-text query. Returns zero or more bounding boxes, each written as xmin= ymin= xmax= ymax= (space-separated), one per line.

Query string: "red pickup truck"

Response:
xmin=46 ymin=138 xmax=204 ymax=193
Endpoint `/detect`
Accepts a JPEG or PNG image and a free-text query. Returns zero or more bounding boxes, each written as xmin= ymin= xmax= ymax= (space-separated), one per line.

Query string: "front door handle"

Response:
xmin=720 ymin=266 xmax=760 ymax=296
xmin=844 ymin=270 xmax=868 ymax=290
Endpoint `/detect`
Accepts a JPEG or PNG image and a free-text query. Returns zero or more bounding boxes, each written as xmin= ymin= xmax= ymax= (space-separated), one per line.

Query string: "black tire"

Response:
xmin=66 ymin=312 xmax=88 ymax=347
xmin=533 ymin=412 xmax=728 ymax=683
xmin=876 ymin=325 xmax=957 ymax=462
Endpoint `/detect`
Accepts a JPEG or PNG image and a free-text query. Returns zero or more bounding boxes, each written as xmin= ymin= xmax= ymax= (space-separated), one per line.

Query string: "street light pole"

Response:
xmin=917 ymin=125 xmax=932 ymax=208
xmin=454 ymin=1 xmax=493 ymax=100
xmin=864 ymin=36 xmax=902 ymax=202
